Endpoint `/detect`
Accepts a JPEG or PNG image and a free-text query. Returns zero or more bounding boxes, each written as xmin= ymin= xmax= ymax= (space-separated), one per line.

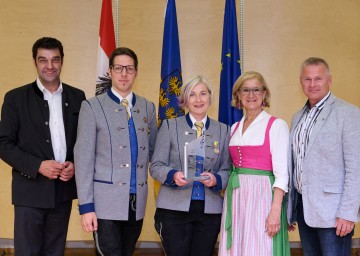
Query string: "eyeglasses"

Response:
xmin=111 ymin=65 xmax=136 ymax=74
xmin=238 ymin=87 xmax=265 ymax=95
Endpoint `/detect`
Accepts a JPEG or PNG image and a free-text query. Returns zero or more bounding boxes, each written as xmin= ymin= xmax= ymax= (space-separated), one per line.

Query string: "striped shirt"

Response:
xmin=292 ymin=92 xmax=331 ymax=193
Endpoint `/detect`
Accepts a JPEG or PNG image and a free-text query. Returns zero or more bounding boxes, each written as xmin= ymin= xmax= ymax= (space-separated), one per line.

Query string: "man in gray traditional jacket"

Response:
xmin=74 ymin=47 xmax=157 ymax=256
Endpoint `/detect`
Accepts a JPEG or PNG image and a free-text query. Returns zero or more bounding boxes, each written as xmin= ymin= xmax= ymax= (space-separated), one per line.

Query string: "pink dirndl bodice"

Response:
xmin=229 ymin=116 xmax=276 ymax=171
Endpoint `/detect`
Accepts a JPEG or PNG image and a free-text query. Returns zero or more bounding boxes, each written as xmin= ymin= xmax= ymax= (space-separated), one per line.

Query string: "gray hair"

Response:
xmin=300 ymin=57 xmax=330 ymax=76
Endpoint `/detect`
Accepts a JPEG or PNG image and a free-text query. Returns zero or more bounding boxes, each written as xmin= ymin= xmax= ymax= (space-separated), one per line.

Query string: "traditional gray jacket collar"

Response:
xmin=107 ymin=87 xmax=136 ymax=106
xmin=185 ymin=112 xmax=210 ymax=130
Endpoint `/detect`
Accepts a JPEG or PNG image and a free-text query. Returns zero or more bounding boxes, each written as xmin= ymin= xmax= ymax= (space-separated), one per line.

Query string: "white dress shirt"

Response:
xmin=37 ymin=78 xmax=66 ymax=163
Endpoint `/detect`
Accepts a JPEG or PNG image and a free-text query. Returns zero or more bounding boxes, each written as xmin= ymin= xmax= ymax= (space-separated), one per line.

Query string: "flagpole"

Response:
xmin=239 ymin=0 xmax=244 ymax=71
xmin=96 ymin=0 xmax=116 ymax=95
xmin=115 ymin=0 xmax=119 ymax=47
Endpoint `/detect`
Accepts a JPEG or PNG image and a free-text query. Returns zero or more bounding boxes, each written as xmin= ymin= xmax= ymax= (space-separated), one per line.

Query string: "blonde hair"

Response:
xmin=178 ymin=75 xmax=213 ymax=108
xmin=231 ymin=71 xmax=270 ymax=109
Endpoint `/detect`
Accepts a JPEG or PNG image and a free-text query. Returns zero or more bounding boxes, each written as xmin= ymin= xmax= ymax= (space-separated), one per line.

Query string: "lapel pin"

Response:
xmin=213 ymin=141 xmax=220 ymax=154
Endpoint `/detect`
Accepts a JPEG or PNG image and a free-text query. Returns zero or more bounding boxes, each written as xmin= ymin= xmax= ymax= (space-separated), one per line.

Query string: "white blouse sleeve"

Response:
xmin=269 ymin=118 xmax=289 ymax=192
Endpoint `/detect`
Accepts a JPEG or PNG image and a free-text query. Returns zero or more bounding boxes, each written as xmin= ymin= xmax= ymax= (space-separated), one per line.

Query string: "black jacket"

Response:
xmin=0 ymin=81 xmax=85 ymax=208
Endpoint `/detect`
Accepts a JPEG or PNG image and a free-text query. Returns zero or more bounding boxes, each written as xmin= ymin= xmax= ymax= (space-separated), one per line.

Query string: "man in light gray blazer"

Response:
xmin=74 ymin=47 xmax=157 ymax=256
xmin=287 ymin=57 xmax=360 ymax=255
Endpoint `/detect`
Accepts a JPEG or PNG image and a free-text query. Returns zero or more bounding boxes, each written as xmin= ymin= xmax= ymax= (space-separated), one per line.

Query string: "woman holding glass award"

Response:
xmin=150 ymin=75 xmax=231 ymax=256
xmin=218 ymin=71 xmax=290 ymax=256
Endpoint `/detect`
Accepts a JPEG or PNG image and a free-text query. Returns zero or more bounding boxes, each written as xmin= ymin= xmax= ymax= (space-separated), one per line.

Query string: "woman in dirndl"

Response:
xmin=218 ymin=71 xmax=291 ymax=256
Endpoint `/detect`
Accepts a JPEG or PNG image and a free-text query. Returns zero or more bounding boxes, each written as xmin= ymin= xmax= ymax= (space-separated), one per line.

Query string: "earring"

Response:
xmin=262 ymin=101 xmax=266 ymax=107
xmin=237 ymin=101 xmax=242 ymax=109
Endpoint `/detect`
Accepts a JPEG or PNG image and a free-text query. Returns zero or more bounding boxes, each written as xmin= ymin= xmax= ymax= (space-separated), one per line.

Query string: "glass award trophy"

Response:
xmin=183 ymin=135 xmax=210 ymax=181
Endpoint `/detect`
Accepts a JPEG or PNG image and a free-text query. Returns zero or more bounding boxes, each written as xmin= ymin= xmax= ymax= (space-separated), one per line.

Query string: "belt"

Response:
xmin=129 ymin=193 xmax=136 ymax=212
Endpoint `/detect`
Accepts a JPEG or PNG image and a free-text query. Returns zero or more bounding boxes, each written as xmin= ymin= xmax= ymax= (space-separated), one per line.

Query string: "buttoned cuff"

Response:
xmin=164 ymin=169 xmax=178 ymax=187
xmin=209 ymin=173 xmax=222 ymax=191
xmin=79 ymin=203 xmax=95 ymax=215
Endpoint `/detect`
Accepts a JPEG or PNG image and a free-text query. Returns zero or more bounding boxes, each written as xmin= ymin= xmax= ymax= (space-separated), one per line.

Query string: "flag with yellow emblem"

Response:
xmin=158 ymin=0 xmax=184 ymax=128
xmin=218 ymin=0 xmax=242 ymax=126
xmin=155 ymin=0 xmax=184 ymax=198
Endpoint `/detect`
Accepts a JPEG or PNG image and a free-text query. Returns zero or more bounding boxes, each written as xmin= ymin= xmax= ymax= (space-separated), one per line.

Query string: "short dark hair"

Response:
xmin=109 ymin=47 xmax=138 ymax=70
xmin=32 ymin=37 xmax=64 ymax=60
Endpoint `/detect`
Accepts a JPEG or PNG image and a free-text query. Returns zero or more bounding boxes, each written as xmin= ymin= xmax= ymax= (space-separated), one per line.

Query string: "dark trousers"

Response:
xmin=155 ymin=200 xmax=221 ymax=256
xmin=296 ymin=194 xmax=353 ymax=256
xmin=14 ymin=200 xmax=72 ymax=256
xmin=95 ymin=198 xmax=143 ymax=256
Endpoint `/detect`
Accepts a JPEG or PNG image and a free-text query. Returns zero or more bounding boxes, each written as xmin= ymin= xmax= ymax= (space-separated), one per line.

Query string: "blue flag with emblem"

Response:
xmin=218 ymin=0 xmax=242 ymax=126
xmin=155 ymin=0 xmax=184 ymax=199
xmin=158 ymin=0 xmax=184 ymax=128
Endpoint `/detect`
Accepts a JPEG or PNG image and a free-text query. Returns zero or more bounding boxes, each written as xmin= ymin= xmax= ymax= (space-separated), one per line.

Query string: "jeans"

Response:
xmin=297 ymin=194 xmax=353 ymax=256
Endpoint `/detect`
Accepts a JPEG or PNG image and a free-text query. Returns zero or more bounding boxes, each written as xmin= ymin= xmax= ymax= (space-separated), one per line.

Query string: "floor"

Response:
xmin=0 ymin=248 xmax=302 ymax=256
xmin=1 ymin=248 xmax=360 ymax=255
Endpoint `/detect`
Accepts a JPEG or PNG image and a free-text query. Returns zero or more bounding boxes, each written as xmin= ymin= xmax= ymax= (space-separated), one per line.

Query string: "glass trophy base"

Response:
xmin=183 ymin=176 xmax=210 ymax=181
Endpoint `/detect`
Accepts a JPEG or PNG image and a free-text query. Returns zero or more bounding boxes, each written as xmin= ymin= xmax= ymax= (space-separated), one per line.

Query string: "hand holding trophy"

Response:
xmin=183 ymin=135 xmax=210 ymax=181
